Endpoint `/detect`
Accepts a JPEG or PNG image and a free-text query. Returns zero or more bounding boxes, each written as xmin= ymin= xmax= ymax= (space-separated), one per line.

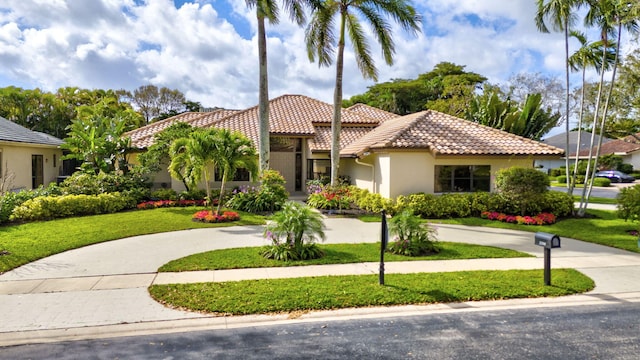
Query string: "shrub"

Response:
xmin=151 ymin=188 xmax=178 ymax=200
xmin=306 ymin=185 xmax=351 ymax=210
xmin=137 ymin=199 xmax=206 ymax=210
xmin=556 ymin=175 xmax=567 ymax=184
xmin=9 ymin=193 xmax=136 ymax=222
xmin=387 ymin=210 xmax=439 ymax=256
xmin=353 ymin=188 xmax=394 ymax=214
xmin=592 ymin=177 xmax=611 ymax=187
xmin=179 ymin=189 xmax=207 ymax=201
xmin=0 ymin=186 xmax=62 ymax=224
xmin=481 ymin=211 xmax=557 ymax=225
xmin=575 ymin=175 xmax=585 ymax=184
xmin=261 ymin=202 xmax=325 ymax=261
xmin=495 ymin=167 xmax=549 ymax=216
xmin=617 ymin=184 xmax=640 ymax=227
xmin=549 ymin=168 xmax=565 ymax=177
xmin=618 ymin=163 xmax=634 ymax=174
xmin=192 ymin=210 xmax=240 ymax=223
xmin=60 ymin=172 xmax=151 ymax=202
xmin=540 ymin=191 xmax=574 ymax=217
xmin=226 ymin=170 xmax=288 ymax=213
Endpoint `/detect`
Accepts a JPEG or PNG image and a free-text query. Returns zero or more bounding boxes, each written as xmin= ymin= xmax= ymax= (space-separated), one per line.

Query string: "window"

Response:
xmin=434 ymin=165 xmax=490 ymax=192
xmin=53 ymin=154 xmax=57 ymax=168
xmin=307 ymin=159 xmax=331 ymax=181
xmin=214 ymin=167 xmax=251 ymax=182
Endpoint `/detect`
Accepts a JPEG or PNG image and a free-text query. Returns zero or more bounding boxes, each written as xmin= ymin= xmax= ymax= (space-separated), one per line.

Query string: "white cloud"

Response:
xmin=0 ymin=0 xmax=628 ymax=110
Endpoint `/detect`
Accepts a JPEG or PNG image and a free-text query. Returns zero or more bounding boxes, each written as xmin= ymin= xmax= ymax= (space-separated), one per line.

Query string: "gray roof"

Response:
xmin=542 ymin=131 xmax=612 ymax=153
xmin=0 ymin=116 xmax=63 ymax=146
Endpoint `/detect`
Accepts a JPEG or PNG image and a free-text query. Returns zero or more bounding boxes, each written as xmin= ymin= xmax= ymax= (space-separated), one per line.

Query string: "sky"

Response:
xmin=0 ymin=0 xmax=631 ymax=114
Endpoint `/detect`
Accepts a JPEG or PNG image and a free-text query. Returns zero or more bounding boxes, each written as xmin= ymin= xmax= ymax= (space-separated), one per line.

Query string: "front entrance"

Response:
xmin=31 ymin=155 xmax=44 ymax=189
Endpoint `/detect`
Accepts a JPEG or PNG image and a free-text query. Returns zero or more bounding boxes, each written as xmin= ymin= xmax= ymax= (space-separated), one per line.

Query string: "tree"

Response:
xmin=495 ymin=167 xmax=550 ymax=216
xmin=61 ymin=98 xmax=141 ymax=174
xmin=212 ymin=129 xmax=258 ymax=214
xmin=501 ymin=72 xmax=566 ymax=116
xmin=169 ymin=129 xmax=220 ymax=212
xmin=578 ymin=0 xmax=640 ymax=216
xmin=129 ymin=85 xmax=187 ymax=124
xmin=535 ymin=0 xmax=582 ymax=194
xmin=306 ymin=0 xmax=421 ymax=185
xmin=137 ymin=122 xmax=199 ymax=190
xmin=245 ymin=0 xmax=315 ymax=174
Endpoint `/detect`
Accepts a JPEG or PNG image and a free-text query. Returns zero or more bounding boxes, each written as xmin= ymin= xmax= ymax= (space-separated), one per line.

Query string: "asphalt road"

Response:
xmin=550 ymin=185 xmax=624 ymax=199
xmin=3 ymin=302 xmax=639 ymax=360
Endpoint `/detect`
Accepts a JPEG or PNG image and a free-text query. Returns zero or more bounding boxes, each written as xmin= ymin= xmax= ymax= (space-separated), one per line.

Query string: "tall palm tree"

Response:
xmin=535 ymin=0 xmax=582 ymax=194
xmin=212 ymin=129 xmax=258 ymax=214
xmin=305 ymin=0 xmax=421 ymax=185
xmin=169 ymin=129 xmax=220 ymax=212
xmin=245 ymin=1 xmax=315 ymax=174
xmin=567 ymin=30 xmax=615 ymax=193
xmin=578 ymin=0 xmax=640 ymax=216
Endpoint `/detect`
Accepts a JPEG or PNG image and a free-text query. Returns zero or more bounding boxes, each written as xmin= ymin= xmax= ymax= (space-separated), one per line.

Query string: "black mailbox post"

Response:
xmin=534 ymin=232 xmax=561 ymax=285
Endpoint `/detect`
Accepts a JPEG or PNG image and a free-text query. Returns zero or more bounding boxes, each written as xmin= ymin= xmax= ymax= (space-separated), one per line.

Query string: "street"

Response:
xmin=3 ymin=302 xmax=639 ymax=359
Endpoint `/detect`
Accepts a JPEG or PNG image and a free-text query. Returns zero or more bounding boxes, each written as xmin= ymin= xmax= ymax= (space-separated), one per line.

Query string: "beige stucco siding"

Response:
xmin=0 ymin=143 xmax=62 ymax=191
xmin=387 ymin=152 xmax=433 ymax=198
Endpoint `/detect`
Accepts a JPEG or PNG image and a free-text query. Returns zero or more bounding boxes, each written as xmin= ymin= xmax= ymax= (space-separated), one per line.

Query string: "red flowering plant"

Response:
xmin=192 ymin=210 xmax=240 ymax=223
xmin=137 ymin=199 xmax=207 ymax=210
xmin=481 ymin=211 xmax=556 ymax=225
xmin=306 ymin=184 xmax=351 ymax=210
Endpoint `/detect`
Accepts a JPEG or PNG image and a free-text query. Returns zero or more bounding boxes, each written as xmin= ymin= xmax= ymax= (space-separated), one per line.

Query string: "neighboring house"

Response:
xmin=535 ymin=131 xmax=613 ymax=172
xmin=125 ymin=95 xmax=563 ymax=197
xmin=576 ymin=133 xmax=640 ymax=171
xmin=0 ymin=116 xmax=64 ymax=191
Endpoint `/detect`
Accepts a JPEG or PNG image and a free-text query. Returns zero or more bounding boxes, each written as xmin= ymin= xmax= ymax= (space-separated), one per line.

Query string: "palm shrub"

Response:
xmin=387 ymin=209 xmax=439 ymax=256
xmin=226 ymin=170 xmax=288 ymax=213
xmin=261 ymin=201 xmax=326 ymax=261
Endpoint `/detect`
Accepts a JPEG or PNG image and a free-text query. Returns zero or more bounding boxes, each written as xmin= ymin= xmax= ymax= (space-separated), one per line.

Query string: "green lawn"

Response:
xmin=0 ymin=207 xmax=265 ymax=274
xmin=149 ymin=269 xmax=594 ymax=315
xmin=158 ymin=242 xmax=531 ymax=272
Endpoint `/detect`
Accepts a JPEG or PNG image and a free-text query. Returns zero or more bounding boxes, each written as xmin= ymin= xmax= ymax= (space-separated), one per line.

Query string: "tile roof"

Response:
xmin=126 ymin=110 xmax=238 ymax=148
xmin=308 ymin=126 xmax=374 ymax=152
xmin=0 ymin=116 xmax=63 ymax=146
xmin=340 ymin=110 xmax=565 ymax=157
xmin=576 ymin=137 xmax=640 ymax=157
xmin=346 ymin=103 xmax=400 ymax=123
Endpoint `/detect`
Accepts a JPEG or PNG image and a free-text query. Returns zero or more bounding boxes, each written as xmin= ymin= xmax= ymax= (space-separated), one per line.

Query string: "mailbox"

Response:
xmin=534 ymin=232 xmax=561 ymax=249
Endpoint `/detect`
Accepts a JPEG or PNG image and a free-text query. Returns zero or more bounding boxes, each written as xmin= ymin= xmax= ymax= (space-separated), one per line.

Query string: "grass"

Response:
xmin=0 ymin=207 xmax=265 ymax=274
xmin=149 ymin=269 xmax=594 ymax=315
xmin=158 ymin=242 xmax=531 ymax=272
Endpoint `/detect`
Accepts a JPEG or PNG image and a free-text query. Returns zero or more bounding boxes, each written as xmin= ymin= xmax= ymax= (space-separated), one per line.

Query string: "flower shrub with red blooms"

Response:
xmin=481 ymin=211 xmax=556 ymax=225
xmin=192 ymin=210 xmax=240 ymax=223
xmin=137 ymin=199 xmax=207 ymax=210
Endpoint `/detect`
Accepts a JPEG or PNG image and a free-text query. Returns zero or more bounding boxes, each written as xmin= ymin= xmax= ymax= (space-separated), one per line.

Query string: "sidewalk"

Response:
xmin=1 ymin=216 xmax=640 ymax=346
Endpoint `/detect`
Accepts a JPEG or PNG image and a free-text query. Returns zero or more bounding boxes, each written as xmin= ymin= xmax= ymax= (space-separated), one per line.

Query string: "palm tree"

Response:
xmin=535 ymin=0 xmax=582 ymax=194
xmin=245 ymin=1 xmax=315 ymax=174
xmin=305 ymin=0 xmax=421 ymax=185
xmin=168 ymin=129 xmax=220 ymax=212
xmin=567 ymin=30 xmax=615 ymax=194
xmin=212 ymin=129 xmax=258 ymax=214
xmin=577 ymin=0 xmax=640 ymax=216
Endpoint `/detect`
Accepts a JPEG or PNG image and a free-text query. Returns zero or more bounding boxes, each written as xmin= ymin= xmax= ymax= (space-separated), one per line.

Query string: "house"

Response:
xmin=125 ymin=95 xmax=563 ymax=197
xmin=0 ymin=116 xmax=64 ymax=191
xmin=535 ymin=131 xmax=613 ymax=172
xmin=576 ymin=133 xmax=640 ymax=171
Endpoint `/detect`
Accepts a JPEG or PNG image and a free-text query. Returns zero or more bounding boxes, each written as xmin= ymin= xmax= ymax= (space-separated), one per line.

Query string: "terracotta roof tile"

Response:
xmin=576 ymin=138 xmax=640 ymax=157
xmin=309 ymin=126 xmax=374 ymax=151
xmin=341 ymin=110 xmax=564 ymax=157
xmin=346 ymin=103 xmax=400 ymax=123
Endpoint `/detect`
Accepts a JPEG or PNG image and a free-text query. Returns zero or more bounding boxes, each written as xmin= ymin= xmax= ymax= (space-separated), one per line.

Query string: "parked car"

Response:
xmin=594 ymin=170 xmax=636 ymax=183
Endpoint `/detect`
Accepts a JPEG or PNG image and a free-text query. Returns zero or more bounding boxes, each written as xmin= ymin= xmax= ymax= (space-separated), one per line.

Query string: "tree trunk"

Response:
xmin=257 ymin=15 xmax=270 ymax=175
xmin=564 ymin=23 xmax=572 ymax=196
xmin=570 ymin=67 xmax=587 ymax=190
xmin=331 ymin=15 xmax=347 ymax=186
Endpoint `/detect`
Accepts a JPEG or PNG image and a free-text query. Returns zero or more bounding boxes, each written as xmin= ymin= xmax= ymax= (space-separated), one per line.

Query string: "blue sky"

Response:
xmin=0 ymin=0 xmax=621 ymax=118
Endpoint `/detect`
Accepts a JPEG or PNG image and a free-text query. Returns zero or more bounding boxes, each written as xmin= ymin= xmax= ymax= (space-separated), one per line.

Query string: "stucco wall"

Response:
xmin=343 ymin=151 xmax=537 ymax=199
xmin=0 ymin=143 xmax=62 ymax=191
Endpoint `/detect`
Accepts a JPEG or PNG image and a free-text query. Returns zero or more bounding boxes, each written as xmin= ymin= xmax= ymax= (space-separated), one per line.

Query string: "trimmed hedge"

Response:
xmin=10 ymin=193 xmax=136 ymax=222
xmin=593 ymin=177 xmax=611 ymax=187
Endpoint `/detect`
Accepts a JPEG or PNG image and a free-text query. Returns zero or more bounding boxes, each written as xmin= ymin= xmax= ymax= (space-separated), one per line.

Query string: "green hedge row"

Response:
xmin=10 ymin=193 xmax=136 ymax=222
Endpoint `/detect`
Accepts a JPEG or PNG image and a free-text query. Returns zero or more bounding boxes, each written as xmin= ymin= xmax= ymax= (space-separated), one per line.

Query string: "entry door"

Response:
xmin=32 ymin=155 xmax=44 ymax=189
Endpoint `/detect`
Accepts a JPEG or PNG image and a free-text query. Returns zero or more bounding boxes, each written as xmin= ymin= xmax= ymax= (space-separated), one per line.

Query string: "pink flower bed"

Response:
xmin=192 ymin=210 xmax=240 ymax=223
xmin=137 ymin=199 xmax=207 ymax=210
xmin=481 ymin=211 xmax=556 ymax=225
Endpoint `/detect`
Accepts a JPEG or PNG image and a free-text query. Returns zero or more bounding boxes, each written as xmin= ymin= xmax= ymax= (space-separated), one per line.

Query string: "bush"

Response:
xmin=306 ymin=185 xmax=351 ymax=210
xmin=540 ymin=191 xmax=574 ymax=218
xmin=179 ymin=189 xmax=207 ymax=201
xmin=0 ymin=185 xmax=61 ymax=224
xmin=60 ymin=172 xmax=151 ymax=202
xmin=192 ymin=210 xmax=239 ymax=223
xmin=151 ymin=188 xmax=178 ymax=200
xmin=618 ymin=163 xmax=634 ymax=174
xmin=226 ymin=170 xmax=288 ymax=213
xmin=575 ymin=175 xmax=585 ymax=184
xmin=495 ymin=167 xmax=549 ymax=216
xmin=261 ymin=202 xmax=325 ymax=261
xmin=556 ymin=175 xmax=567 ymax=184
xmin=549 ymin=168 xmax=565 ymax=177
xmin=387 ymin=210 xmax=439 ymax=256
xmin=353 ymin=188 xmax=395 ymax=214
xmin=617 ymin=184 xmax=640 ymax=226
xmin=10 ymin=193 xmax=136 ymax=222
xmin=592 ymin=177 xmax=611 ymax=187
